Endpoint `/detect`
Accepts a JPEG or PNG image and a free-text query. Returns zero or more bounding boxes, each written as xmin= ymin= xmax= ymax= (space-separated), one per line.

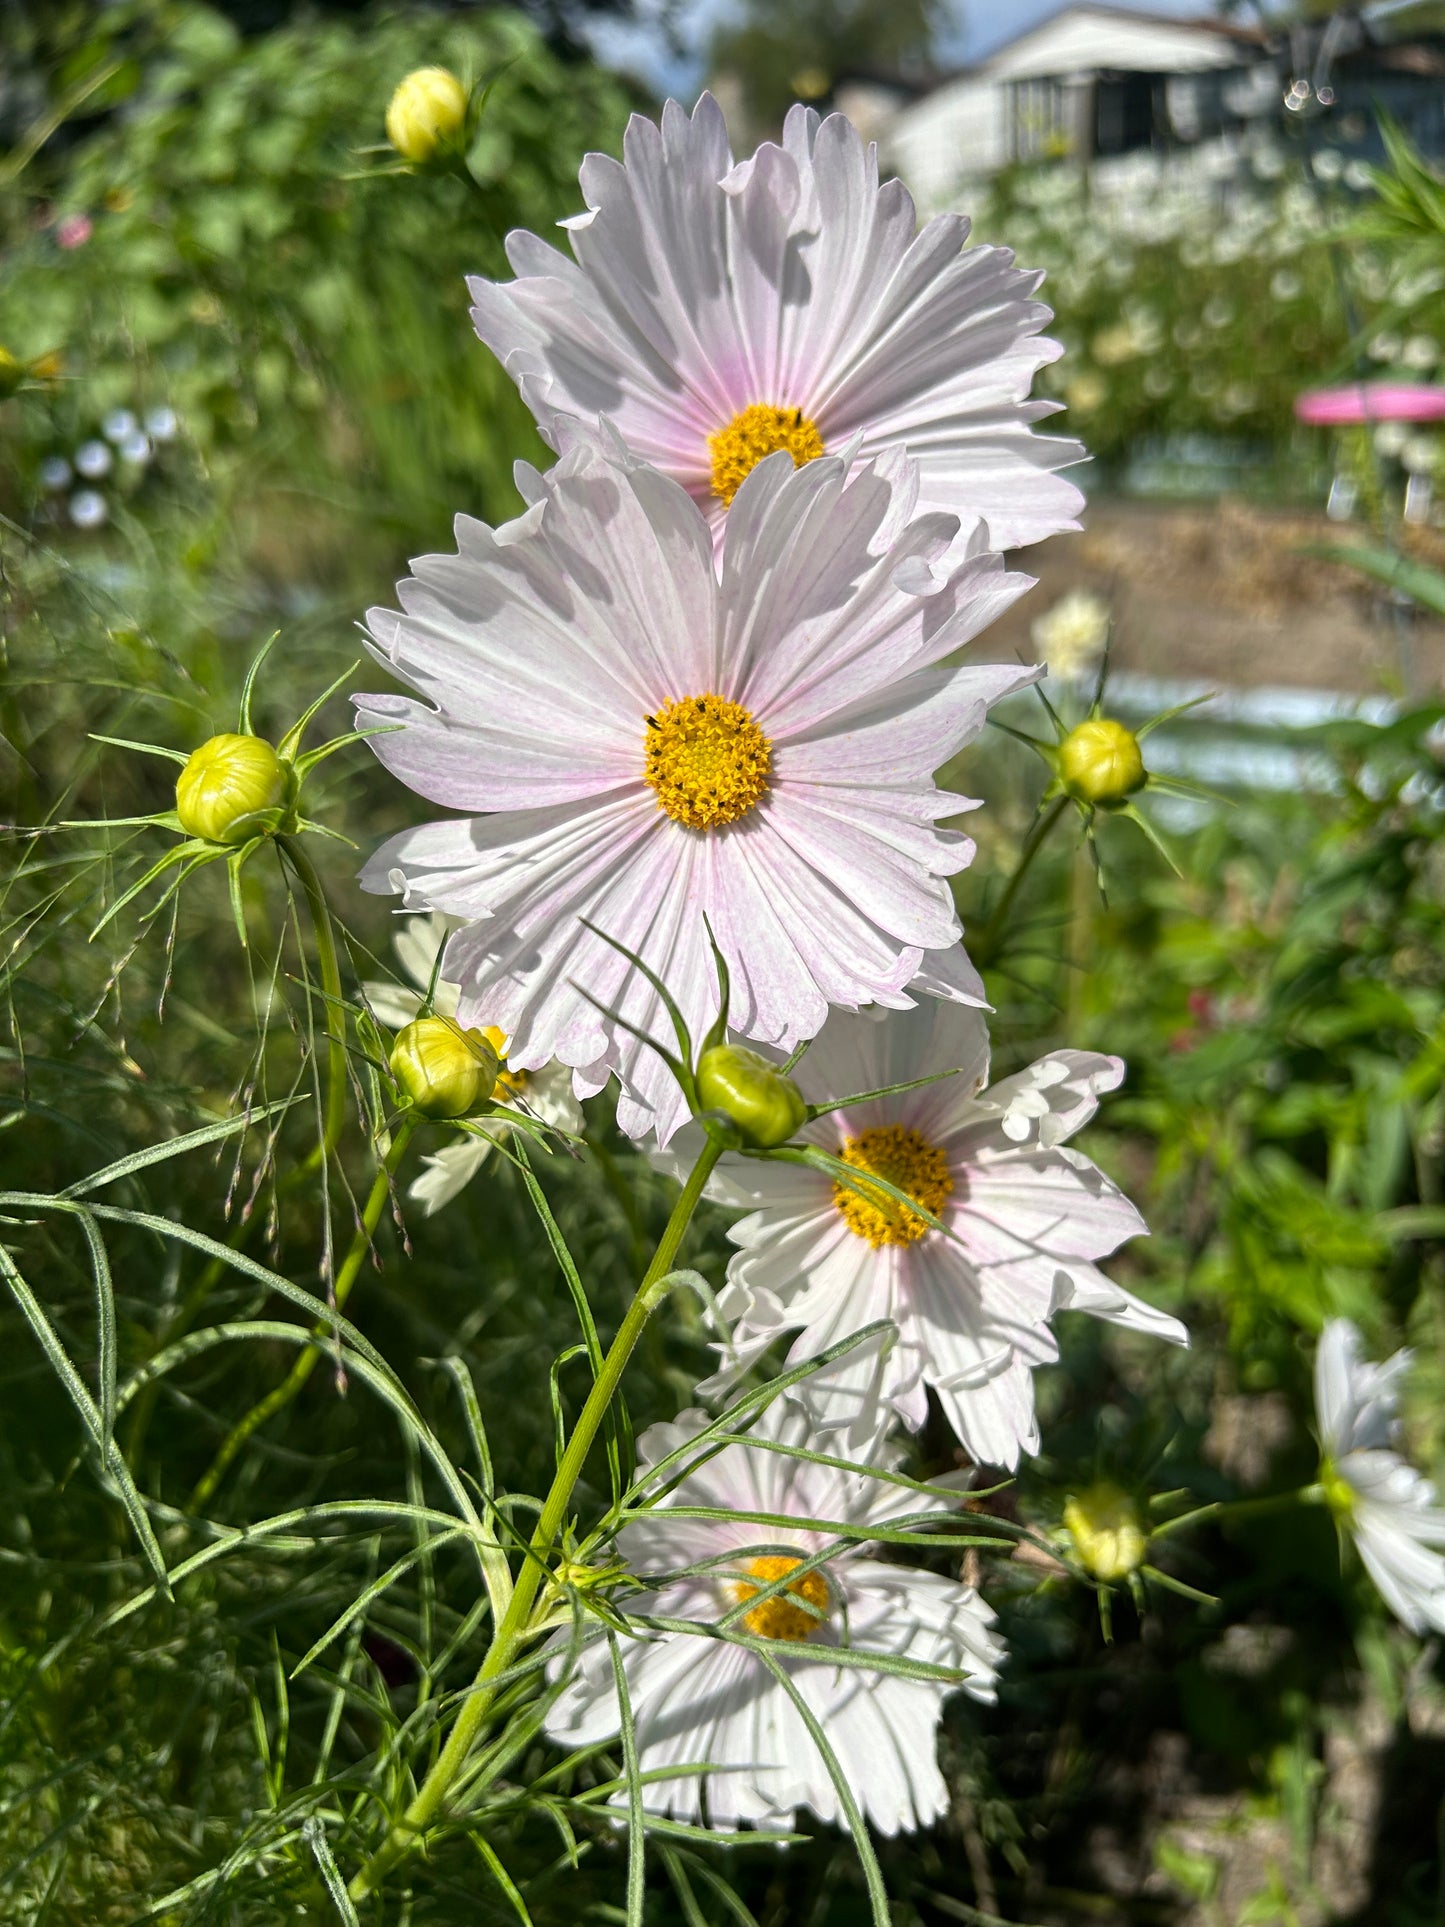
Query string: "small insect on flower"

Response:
xmin=385 ymin=67 xmax=468 ymax=165
xmin=545 ymin=1400 xmax=1005 ymax=1835
xmin=469 ymin=94 xmax=1084 ymax=553
xmin=1314 ymin=1319 xmax=1445 ymax=1635
xmin=683 ymin=999 xmax=1185 ymax=1467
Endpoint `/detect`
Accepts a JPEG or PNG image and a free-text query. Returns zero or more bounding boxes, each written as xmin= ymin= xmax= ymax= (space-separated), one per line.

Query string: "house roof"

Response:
xmin=978 ymin=4 xmax=1262 ymax=82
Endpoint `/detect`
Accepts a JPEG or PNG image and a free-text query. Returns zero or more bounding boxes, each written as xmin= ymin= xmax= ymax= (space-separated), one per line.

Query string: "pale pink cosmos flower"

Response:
xmin=545 ymin=1399 xmax=1004 ymax=1835
xmin=356 ymin=433 xmax=1035 ymax=1143
xmin=1315 ymin=1319 xmax=1445 ymax=1635
xmin=681 ymin=1000 xmax=1186 ymax=1467
xmin=56 ymin=213 xmax=93 ymax=250
xmin=468 ymin=95 xmax=1083 ymax=555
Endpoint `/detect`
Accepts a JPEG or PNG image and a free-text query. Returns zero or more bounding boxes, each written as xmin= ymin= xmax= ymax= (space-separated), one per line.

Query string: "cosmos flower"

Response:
xmin=469 ymin=94 xmax=1083 ymax=554
xmin=683 ymin=999 xmax=1185 ymax=1467
xmin=1315 ymin=1319 xmax=1445 ymax=1635
xmin=363 ymin=912 xmax=581 ymax=1214
xmin=356 ymin=433 xmax=1034 ymax=1142
xmin=545 ymin=1400 xmax=1004 ymax=1834
xmin=1029 ymin=588 xmax=1110 ymax=682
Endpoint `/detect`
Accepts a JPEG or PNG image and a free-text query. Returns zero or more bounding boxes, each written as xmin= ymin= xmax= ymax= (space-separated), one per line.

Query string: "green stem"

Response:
xmin=188 ymin=1118 xmax=419 ymax=1511
xmin=127 ymin=836 xmax=350 ymax=1468
xmin=348 ymin=1134 xmax=723 ymax=1904
xmin=971 ymin=795 xmax=1070 ymax=968
xmin=1149 ymin=1485 xmax=1325 ymax=1544
xmin=278 ymin=835 xmax=349 ymax=1169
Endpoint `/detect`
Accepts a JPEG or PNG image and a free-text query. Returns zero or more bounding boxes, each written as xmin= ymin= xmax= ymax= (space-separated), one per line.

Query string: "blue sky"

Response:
xmin=583 ymin=0 xmax=1226 ymax=101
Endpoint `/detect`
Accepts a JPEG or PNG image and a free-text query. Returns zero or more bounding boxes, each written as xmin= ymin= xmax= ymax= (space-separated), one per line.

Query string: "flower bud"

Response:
xmin=385 ymin=67 xmax=468 ymax=163
xmin=1059 ymin=718 xmax=1146 ymax=808
xmin=175 ymin=733 xmax=288 ymax=845
xmin=0 ymin=348 xmax=24 ymax=400
xmin=390 ymin=1016 xmax=500 ymax=1119
xmin=696 ymin=1044 xmax=806 ymax=1148
xmin=1063 ymin=1481 xmax=1147 ymax=1581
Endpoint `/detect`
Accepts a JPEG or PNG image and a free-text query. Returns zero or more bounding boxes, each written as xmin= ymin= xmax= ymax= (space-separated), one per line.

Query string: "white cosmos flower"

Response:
xmin=468 ymin=94 xmax=1083 ymax=554
xmin=678 ymin=1000 xmax=1185 ymax=1468
xmin=545 ymin=1400 xmax=1004 ymax=1834
xmin=1315 ymin=1319 xmax=1445 ymax=1635
xmin=1030 ymin=588 xmax=1110 ymax=682
xmin=363 ymin=911 xmax=581 ymax=1215
xmin=355 ymin=433 xmax=1035 ymax=1143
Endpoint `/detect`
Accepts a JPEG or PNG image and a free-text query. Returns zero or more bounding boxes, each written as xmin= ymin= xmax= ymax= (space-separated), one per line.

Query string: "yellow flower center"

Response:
xmin=479 ymin=1024 xmax=528 ymax=1102
xmin=730 ymin=1554 xmax=831 ymax=1643
xmin=643 ymin=693 xmax=772 ymax=831
xmin=833 ymin=1124 xmax=954 ymax=1248
xmin=708 ymin=403 xmax=825 ymax=507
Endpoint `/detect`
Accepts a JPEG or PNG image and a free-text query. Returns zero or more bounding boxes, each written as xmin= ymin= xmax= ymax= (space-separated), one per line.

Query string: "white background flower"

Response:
xmin=356 ymin=435 xmax=1034 ymax=1142
xmin=546 ymin=1400 xmax=1003 ymax=1834
xmin=687 ymin=1000 xmax=1185 ymax=1467
xmin=1315 ymin=1319 xmax=1445 ymax=1635
xmin=469 ymin=94 xmax=1083 ymax=552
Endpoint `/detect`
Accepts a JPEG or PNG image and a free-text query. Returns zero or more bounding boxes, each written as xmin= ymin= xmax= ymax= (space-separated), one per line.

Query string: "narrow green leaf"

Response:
xmin=303 ymin=1814 xmax=360 ymax=1926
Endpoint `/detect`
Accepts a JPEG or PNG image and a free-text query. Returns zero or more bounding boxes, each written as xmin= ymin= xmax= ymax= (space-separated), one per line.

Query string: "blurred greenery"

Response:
xmin=0 ymin=7 xmax=1443 ymax=1924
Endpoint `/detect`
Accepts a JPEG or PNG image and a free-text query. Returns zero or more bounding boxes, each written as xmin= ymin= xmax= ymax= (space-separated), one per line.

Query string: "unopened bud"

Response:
xmin=390 ymin=1015 xmax=500 ymax=1118
xmin=1063 ymin=1481 xmax=1147 ymax=1581
xmin=175 ymin=733 xmax=288 ymax=845
xmin=1059 ymin=718 xmax=1146 ymax=808
xmin=385 ymin=67 xmax=468 ymax=163
xmin=0 ymin=348 xmax=24 ymax=400
xmin=696 ymin=1044 xmax=806 ymax=1148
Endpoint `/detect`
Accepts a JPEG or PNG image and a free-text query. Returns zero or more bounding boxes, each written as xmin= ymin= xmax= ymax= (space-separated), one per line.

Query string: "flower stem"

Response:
xmin=1148 ymin=1484 xmax=1325 ymax=1544
xmin=971 ymin=795 xmax=1069 ymax=968
xmin=277 ymin=835 xmax=349 ymax=1168
xmin=127 ymin=837 xmax=350 ymax=1469
xmin=188 ymin=1117 xmax=418 ymax=1511
xmin=348 ymin=1133 xmax=723 ymax=1903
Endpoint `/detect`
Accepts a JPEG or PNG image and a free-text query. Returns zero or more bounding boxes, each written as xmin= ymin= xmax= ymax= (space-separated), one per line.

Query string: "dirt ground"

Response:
xmin=989 ymin=497 xmax=1445 ymax=696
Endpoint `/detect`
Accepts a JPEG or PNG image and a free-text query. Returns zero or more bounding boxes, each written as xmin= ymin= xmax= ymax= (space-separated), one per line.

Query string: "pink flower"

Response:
xmin=684 ymin=999 xmax=1186 ymax=1467
xmin=355 ymin=431 xmax=1035 ymax=1142
xmin=469 ymin=95 xmax=1083 ymax=554
xmin=56 ymin=214 xmax=93 ymax=250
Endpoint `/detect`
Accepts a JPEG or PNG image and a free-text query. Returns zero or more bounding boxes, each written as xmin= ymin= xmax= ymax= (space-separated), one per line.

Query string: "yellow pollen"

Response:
xmin=833 ymin=1124 xmax=954 ymax=1248
xmin=643 ymin=693 xmax=771 ymax=831
xmin=480 ymin=1024 xmax=528 ymax=1102
xmin=731 ymin=1555 xmax=831 ymax=1643
xmin=709 ymin=403 xmax=825 ymax=507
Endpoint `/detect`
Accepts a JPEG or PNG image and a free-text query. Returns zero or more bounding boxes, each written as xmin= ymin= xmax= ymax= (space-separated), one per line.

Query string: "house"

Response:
xmin=877 ymin=3 xmax=1445 ymax=214
xmin=882 ymin=6 xmax=1262 ymax=210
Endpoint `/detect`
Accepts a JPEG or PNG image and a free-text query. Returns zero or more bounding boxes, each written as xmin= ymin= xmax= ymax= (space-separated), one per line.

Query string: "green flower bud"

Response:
xmin=175 ymin=733 xmax=288 ymax=845
xmin=0 ymin=348 xmax=24 ymax=400
xmin=390 ymin=1016 xmax=500 ymax=1119
xmin=1063 ymin=1481 xmax=1147 ymax=1581
xmin=1318 ymin=1457 xmax=1355 ymax=1522
xmin=696 ymin=1044 xmax=806 ymax=1148
xmin=385 ymin=67 xmax=468 ymax=163
xmin=1059 ymin=717 xmax=1146 ymax=808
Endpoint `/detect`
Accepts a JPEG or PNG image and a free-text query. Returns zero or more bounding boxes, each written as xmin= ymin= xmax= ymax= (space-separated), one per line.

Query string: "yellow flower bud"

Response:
xmin=696 ymin=1044 xmax=807 ymax=1148
xmin=1059 ymin=717 xmax=1146 ymax=808
xmin=1063 ymin=1481 xmax=1147 ymax=1581
xmin=0 ymin=348 xmax=24 ymax=400
xmin=385 ymin=67 xmax=468 ymax=163
xmin=175 ymin=733 xmax=288 ymax=845
xmin=390 ymin=1016 xmax=500 ymax=1119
